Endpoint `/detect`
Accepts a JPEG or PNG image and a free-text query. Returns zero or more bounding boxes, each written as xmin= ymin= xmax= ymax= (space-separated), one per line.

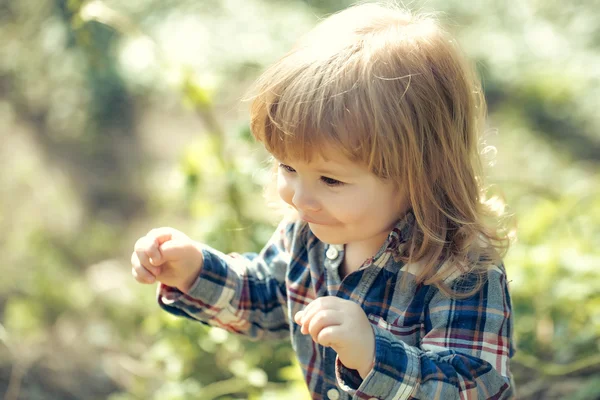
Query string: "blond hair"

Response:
xmin=248 ymin=2 xmax=511 ymax=298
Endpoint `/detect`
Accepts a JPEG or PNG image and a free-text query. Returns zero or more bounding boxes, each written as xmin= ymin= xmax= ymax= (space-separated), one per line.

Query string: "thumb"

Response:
xmin=149 ymin=227 xmax=177 ymax=246
xmin=146 ymin=228 xmax=180 ymax=266
xmin=159 ymin=240 xmax=188 ymax=263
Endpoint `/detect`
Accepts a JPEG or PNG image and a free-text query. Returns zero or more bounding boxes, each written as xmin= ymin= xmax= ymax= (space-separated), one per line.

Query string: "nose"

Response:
xmin=291 ymin=184 xmax=321 ymax=213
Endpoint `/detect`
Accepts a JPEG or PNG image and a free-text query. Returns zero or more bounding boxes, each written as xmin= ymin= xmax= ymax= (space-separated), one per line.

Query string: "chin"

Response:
xmin=307 ymin=224 xmax=346 ymax=245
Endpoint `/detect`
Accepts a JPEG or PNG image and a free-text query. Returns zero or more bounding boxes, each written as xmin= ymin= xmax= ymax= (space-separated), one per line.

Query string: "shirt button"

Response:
xmin=326 ymin=246 xmax=339 ymax=260
xmin=327 ymin=388 xmax=340 ymax=400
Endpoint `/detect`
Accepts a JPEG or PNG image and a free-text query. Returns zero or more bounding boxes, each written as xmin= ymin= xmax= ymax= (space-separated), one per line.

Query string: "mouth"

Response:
xmin=300 ymin=214 xmax=325 ymax=225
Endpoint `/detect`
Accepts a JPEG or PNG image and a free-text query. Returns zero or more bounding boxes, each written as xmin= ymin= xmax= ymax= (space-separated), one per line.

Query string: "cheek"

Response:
xmin=389 ymin=186 xmax=408 ymax=216
xmin=331 ymin=192 xmax=369 ymax=222
xmin=378 ymin=187 xmax=406 ymax=225
xmin=341 ymin=190 xmax=392 ymax=225
xmin=277 ymin=173 xmax=294 ymax=205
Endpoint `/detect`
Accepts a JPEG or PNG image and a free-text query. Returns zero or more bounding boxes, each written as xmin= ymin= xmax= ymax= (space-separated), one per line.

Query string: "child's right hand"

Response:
xmin=131 ymin=227 xmax=204 ymax=293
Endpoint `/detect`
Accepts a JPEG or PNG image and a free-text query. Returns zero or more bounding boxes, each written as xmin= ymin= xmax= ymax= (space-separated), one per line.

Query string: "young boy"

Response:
xmin=132 ymin=3 xmax=515 ymax=399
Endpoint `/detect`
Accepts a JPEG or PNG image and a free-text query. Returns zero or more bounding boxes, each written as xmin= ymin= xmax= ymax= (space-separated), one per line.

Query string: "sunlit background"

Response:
xmin=1 ymin=0 xmax=599 ymax=399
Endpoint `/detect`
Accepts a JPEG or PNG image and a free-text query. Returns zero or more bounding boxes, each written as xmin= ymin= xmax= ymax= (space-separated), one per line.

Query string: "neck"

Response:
xmin=341 ymin=231 xmax=390 ymax=277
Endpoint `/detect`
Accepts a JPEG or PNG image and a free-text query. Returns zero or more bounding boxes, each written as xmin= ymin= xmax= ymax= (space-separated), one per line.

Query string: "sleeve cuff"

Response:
xmin=336 ymin=326 xmax=420 ymax=399
xmin=157 ymin=248 xmax=239 ymax=320
xmin=335 ymin=358 xmax=363 ymax=392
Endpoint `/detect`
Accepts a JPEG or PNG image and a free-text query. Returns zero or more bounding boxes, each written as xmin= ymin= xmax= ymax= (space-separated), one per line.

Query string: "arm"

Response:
xmin=158 ymin=219 xmax=296 ymax=341
xmin=336 ymin=265 xmax=515 ymax=400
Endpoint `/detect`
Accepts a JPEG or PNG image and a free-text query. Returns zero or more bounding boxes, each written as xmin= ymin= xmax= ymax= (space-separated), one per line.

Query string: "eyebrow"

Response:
xmin=278 ymin=159 xmax=354 ymax=177
xmin=314 ymin=167 xmax=349 ymax=177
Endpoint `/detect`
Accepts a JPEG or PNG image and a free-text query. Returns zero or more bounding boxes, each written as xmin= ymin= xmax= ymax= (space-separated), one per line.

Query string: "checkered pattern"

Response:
xmin=158 ymin=211 xmax=516 ymax=399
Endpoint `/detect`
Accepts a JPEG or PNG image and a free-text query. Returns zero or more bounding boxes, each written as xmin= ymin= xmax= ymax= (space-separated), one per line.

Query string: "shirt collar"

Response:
xmin=364 ymin=209 xmax=416 ymax=268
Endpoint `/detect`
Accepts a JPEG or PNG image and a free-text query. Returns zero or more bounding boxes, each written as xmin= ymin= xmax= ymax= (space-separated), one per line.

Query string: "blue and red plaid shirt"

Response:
xmin=159 ymin=211 xmax=516 ymax=399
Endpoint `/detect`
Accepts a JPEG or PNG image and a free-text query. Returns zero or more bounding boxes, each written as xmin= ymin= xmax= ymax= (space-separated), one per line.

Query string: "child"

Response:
xmin=132 ymin=3 xmax=515 ymax=399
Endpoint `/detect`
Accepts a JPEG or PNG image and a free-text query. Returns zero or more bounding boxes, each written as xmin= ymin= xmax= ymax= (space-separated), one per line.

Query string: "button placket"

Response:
xmin=326 ymin=387 xmax=340 ymax=400
xmin=326 ymin=246 xmax=339 ymax=260
xmin=324 ymin=245 xmax=344 ymax=291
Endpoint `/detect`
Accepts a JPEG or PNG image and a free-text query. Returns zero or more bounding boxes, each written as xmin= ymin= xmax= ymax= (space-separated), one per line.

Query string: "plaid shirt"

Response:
xmin=159 ymin=211 xmax=516 ymax=399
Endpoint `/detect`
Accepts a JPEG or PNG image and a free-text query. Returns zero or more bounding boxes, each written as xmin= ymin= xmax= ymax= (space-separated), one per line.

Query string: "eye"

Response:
xmin=279 ymin=163 xmax=344 ymax=187
xmin=320 ymin=176 xmax=345 ymax=187
xmin=278 ymin=163 xmax=296 ymax=173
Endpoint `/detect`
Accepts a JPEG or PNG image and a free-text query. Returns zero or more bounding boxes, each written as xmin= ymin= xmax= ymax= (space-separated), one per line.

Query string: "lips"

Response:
xmin=300 ymin=214 xmax=326 ymax=225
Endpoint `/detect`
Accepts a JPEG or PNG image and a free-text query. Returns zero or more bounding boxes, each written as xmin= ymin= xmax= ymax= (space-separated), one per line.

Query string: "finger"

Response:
xmin=147 ymin=239 xmax=163 ymax=267
xmin=134 ymin=237 xmax=159 ymax=275
xmin=159 ymin=240 xmax=188 ymax=262
xmin=300 ymin=305 xmax=334 ymax=335
xmin=133 ymin=236 xmax=155 ymax=266
xmin=145 ymin=228 xmax=177 ymax=266
xmin=307 ymin=310 xmax=342 ymax=342
xmin=294 ymin=310 xmax=304 ymax=325
xmin=131 ymin=251 xmax=161 ymax=275
xmin=132 ymin=265 xmax=156 ymax=284
xmin=316 ymin=325 xmax=344 ymax=348
xmin=147 ymin=227 xmax=181 ymax=245
xmin=131 ymin=253 xmax=157 ymax=284
xmin=298 ymin=303 xmax=320 ymax=334
xmin=298 ymin=299 xmax=325 ymax=333
xmin=299 ymin=297 xmax=341 ymax=330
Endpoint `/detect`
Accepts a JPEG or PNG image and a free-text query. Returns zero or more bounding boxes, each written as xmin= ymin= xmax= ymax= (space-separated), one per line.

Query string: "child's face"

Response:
xmin=276 ymin=147 xmax=408 ymax=250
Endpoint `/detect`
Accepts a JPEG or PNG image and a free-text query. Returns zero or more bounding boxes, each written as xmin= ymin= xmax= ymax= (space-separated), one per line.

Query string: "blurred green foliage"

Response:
xmin=0 ymin=0 xmax=599 ymax=399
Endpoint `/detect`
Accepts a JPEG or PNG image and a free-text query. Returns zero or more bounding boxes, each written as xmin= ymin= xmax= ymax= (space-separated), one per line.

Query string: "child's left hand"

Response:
xmin=294 ymin=296 xmax=375 ymax=378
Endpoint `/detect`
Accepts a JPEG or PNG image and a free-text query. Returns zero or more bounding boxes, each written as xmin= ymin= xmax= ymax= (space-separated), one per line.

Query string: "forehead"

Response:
xmin=280 ymin=145 xmax=369 ymax=175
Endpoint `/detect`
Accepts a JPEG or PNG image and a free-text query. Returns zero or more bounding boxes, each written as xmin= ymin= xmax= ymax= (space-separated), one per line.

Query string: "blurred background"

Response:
xmin=1 ymin=0 xmax=599 ymax=399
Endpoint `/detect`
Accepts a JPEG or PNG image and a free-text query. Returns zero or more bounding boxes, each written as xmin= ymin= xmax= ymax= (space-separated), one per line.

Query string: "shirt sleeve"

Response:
xmin=157 ymin=218 xmax=296 ymax=341
xmin=336 ymin=265 xmax=516 ymax=400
